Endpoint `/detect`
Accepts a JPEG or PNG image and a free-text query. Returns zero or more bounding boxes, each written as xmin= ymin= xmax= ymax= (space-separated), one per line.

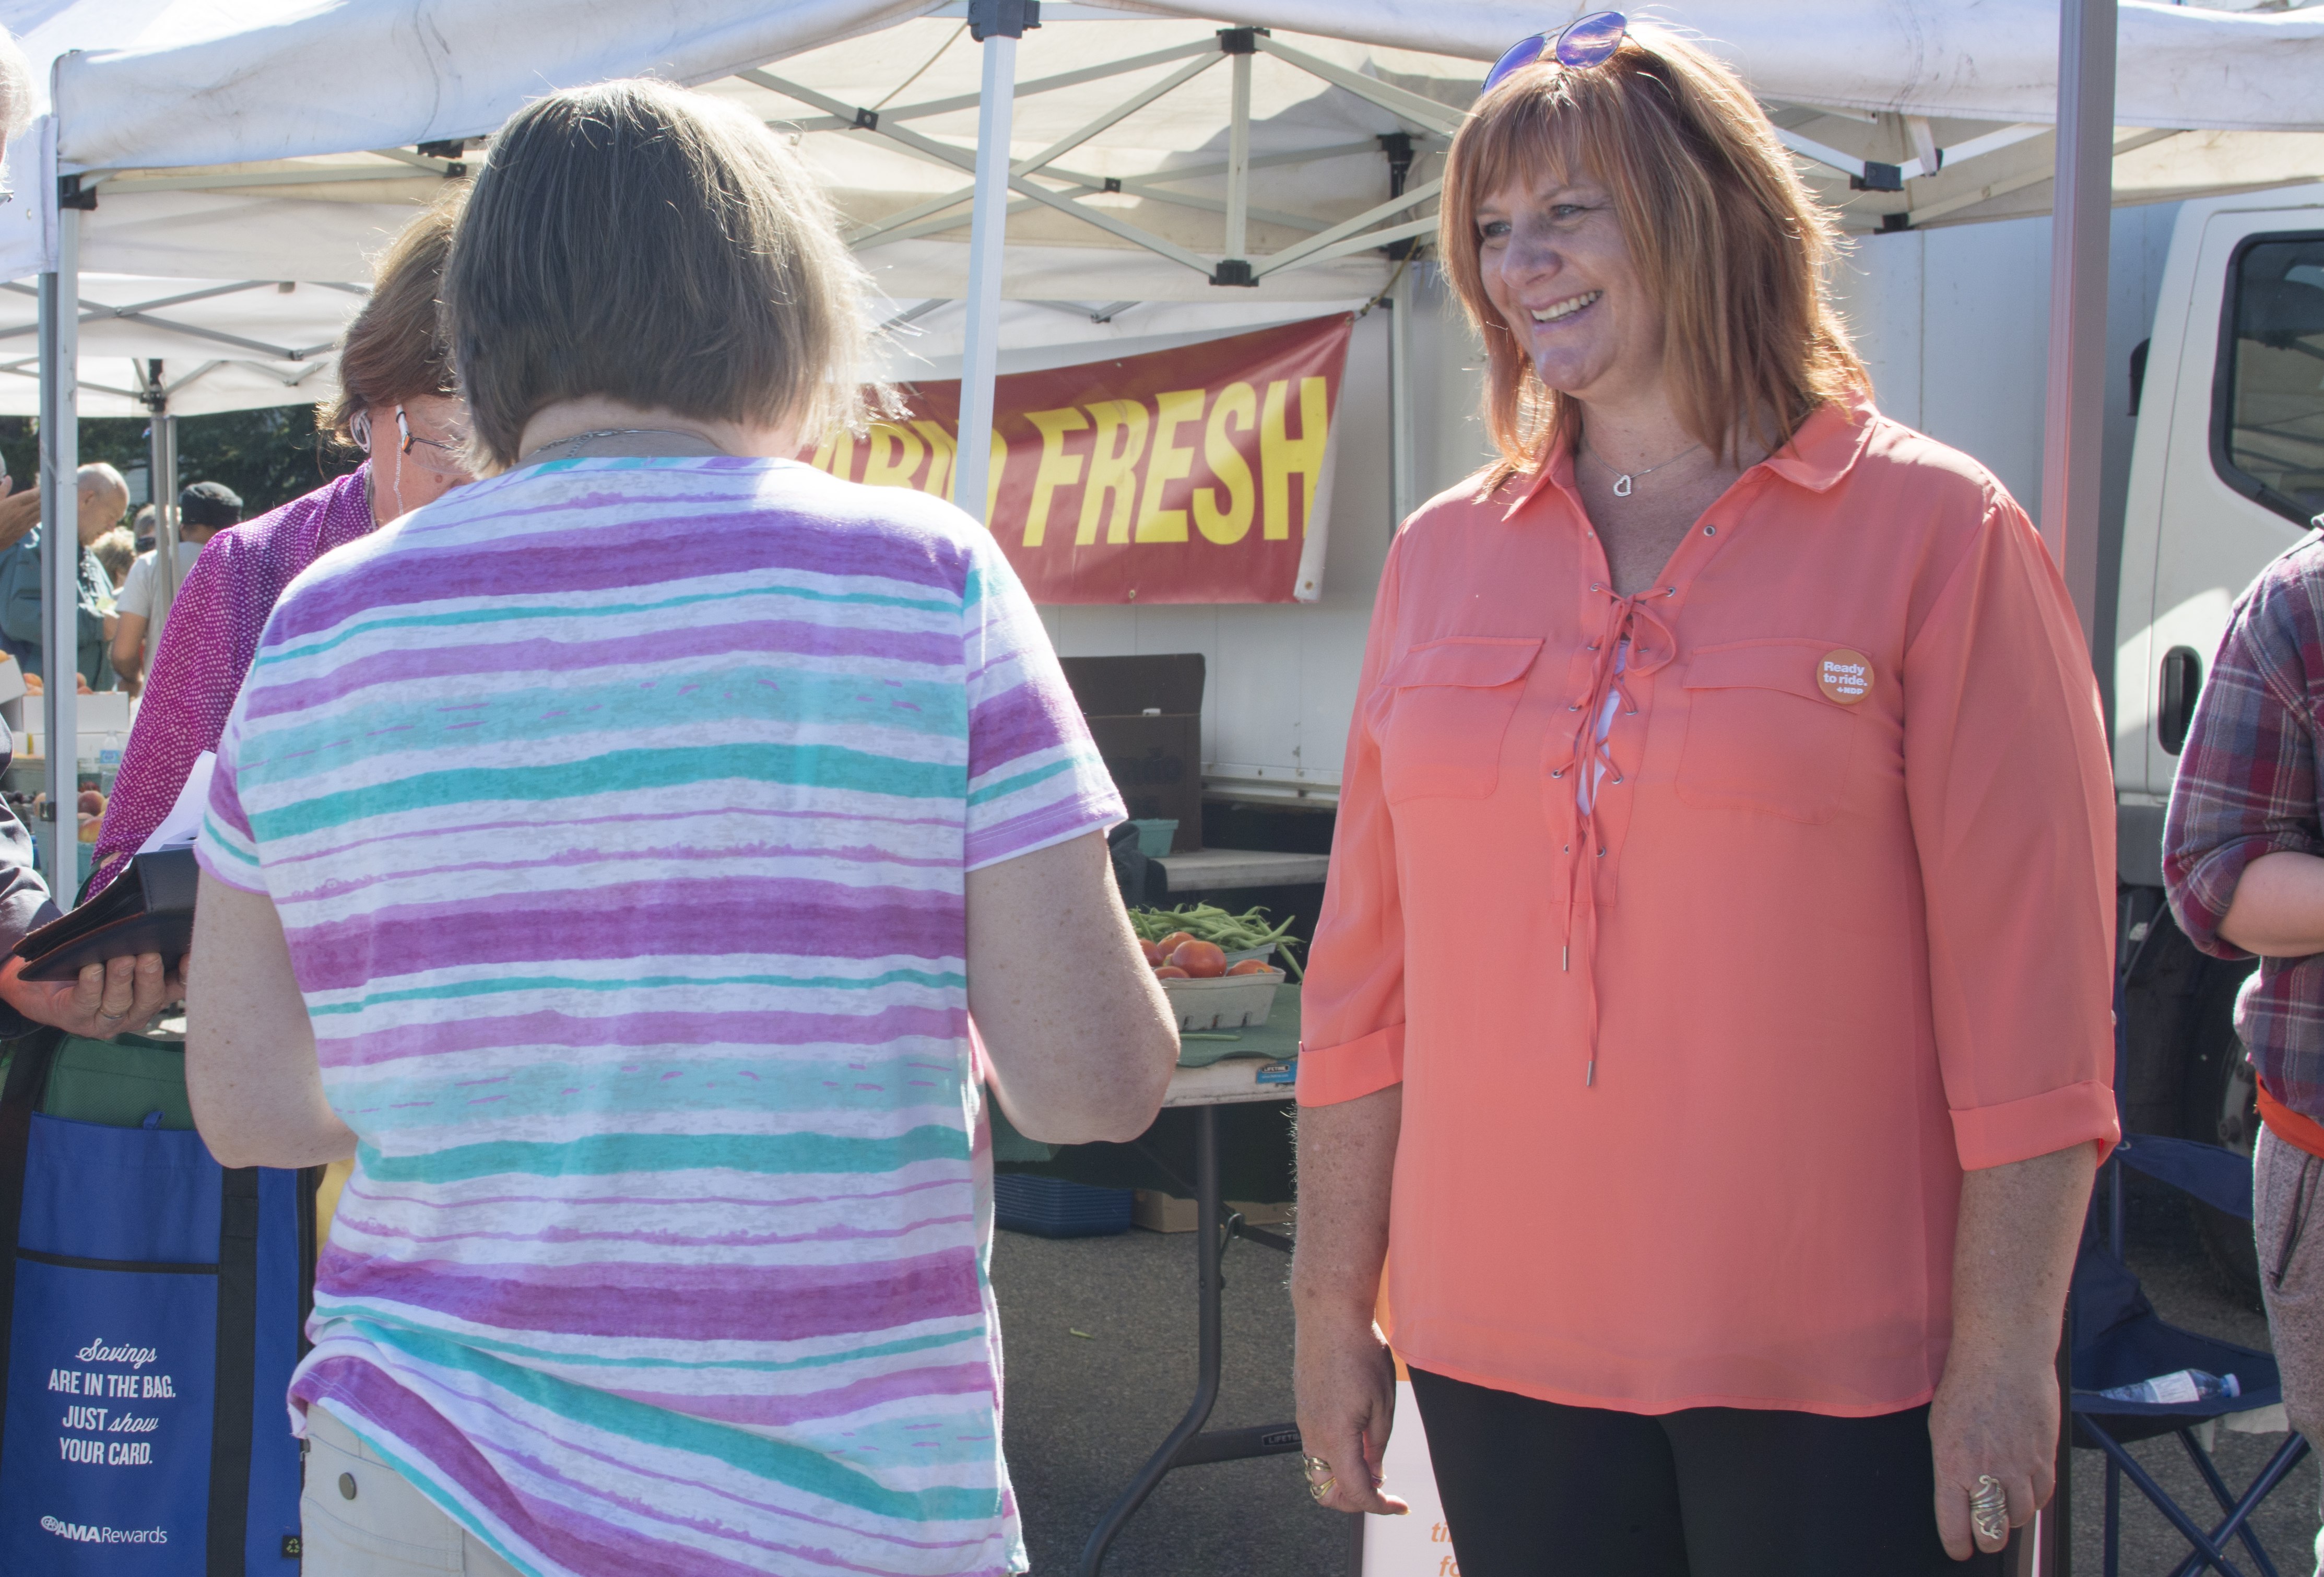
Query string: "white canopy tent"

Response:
xmin=1 ymin=0 xmax=2319 ymax=899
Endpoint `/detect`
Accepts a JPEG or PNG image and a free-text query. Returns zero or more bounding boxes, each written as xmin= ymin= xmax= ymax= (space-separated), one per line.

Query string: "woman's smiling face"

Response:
xmin=1475 ymin=169 xmax=1663 ymax=407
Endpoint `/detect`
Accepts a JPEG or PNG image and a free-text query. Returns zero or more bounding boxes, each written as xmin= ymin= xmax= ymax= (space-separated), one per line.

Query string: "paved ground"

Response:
xmin=993 ymin=1225 xmax=1346 ymax=1576
xmin=993 ymin=1176 xmax=2322 ymax=1575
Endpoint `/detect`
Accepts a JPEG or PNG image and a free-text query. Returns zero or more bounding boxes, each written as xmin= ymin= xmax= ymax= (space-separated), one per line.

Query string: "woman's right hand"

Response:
xmin=1293 ymin=1308 xmax=1410 ymax=1516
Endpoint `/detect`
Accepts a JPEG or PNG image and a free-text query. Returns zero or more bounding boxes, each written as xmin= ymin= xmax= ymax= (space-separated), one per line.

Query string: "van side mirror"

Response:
xmin=2160 ymin=646 xmax=2203 ymax=756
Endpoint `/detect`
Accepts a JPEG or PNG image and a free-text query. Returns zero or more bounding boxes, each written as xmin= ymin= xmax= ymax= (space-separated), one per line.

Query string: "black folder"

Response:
xmin=13 ymin=846 xmax=197 ymax=980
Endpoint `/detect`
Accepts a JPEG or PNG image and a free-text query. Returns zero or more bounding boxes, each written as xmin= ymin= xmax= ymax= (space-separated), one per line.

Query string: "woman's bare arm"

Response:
xmin=1292 ymin=1086 xmax=1410 ymax=1516
xmin=965 ymin=829 xmax=1176 ymax=1145
xmin=1929 ymin=1140 xmax=2096 ymax=1559
xmin=185 ymin=873 xmax=355 ymax=1168
xmin=2219 ymin=850 xmax=2324 ymax=958
xmin=111 ymin=610 xmax=146 ymax=687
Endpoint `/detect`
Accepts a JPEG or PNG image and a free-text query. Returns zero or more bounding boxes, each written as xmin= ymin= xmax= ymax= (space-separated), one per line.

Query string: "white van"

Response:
xmin=2110 ymin=186 xmax=2324 ymax=1285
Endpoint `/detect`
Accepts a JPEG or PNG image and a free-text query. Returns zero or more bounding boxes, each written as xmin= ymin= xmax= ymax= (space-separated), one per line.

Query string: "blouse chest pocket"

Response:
xmin=1377 ymin=637 xmax=1543 ymax=804
xmin=1675 ymin=640 xmax=1863 ymax=825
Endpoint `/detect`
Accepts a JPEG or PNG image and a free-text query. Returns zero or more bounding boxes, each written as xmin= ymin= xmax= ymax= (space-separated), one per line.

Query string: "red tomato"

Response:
xmin=1157 ymin=931 xmax=1198 ymax=953
xmin=1139 ymin=939 xmax=1164 ymax=965
xmin=1169 ymin=940 xmax=1226 ymax=978
xmin=1154 ymin=965 xmax=1191 ymax=979
xmin=1224 ymin=959 xmax=1275 ymax=976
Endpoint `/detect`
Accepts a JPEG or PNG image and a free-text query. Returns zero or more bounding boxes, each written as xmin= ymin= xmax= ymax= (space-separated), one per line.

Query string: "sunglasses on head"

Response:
xmin=1481 ymin=10 xmax=1629 ymax=99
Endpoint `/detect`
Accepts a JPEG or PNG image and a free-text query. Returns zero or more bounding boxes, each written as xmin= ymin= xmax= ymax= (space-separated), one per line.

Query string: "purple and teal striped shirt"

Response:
xmin=196 ymin=456 xmax=1122 ymax=1577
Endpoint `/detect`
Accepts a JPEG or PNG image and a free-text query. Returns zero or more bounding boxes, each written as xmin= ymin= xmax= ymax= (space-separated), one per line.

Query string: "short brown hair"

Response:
xmin=444 ymin=79 xmax=869 ymax=470
xmin=326 ymin=195 xmax=464 ymax=443
xmin=1441 ymin=23 xmax=1865 ymax=479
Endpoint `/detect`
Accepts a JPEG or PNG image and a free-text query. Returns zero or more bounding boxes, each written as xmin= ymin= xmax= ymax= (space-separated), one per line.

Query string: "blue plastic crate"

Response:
xmin=994 ymin=1173 xmax=1134 ymax=1238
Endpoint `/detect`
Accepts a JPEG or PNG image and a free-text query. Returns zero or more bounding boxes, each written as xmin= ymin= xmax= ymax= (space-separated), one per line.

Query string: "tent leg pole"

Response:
xmin=1387 ymin=268 xmax=1415 ymax=529
xmin=156 ymin=409 xmax=181 ymax=622
xmin=953 ymin=7 xmax=1025 ymax=524
xmin=2039 ymin=0 xmax=2115 ymax=644
xmin=1221 ymin=46 xmax=1251 ymax=277
xmin=37 ymin=201 xmax=79 ymax=893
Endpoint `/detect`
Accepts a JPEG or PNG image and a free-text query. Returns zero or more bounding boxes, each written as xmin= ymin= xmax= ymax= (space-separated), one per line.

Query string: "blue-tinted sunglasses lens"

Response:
xmin=1555 ymin=11 xmax=1628 ymax=68
xmin=1481 ymin=33 xmax=1549 ymax=97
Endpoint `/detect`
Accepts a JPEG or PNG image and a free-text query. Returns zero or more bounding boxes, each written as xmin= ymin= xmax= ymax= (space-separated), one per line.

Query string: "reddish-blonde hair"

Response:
xmin=1440 ymin=22 xmax=1865 ymax=481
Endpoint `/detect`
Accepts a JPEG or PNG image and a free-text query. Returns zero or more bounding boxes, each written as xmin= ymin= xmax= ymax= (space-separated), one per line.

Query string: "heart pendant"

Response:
xmin=1612 ymin=473 xmax=1634 ymax=498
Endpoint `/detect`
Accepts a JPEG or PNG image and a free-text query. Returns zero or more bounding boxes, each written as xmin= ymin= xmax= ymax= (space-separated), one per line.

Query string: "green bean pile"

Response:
xmin=1125 ymin=903 xmax=1305 ymax=979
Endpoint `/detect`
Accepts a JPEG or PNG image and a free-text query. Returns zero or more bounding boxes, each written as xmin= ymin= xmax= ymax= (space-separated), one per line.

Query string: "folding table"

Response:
xmin=1074 ymin=989 xmax=1303 ymax=1577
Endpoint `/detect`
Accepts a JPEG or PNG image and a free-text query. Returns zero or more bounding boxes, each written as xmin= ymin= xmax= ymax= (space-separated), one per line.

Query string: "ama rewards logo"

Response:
xmin=41 ymin=1515 xmax=168 ymax=1544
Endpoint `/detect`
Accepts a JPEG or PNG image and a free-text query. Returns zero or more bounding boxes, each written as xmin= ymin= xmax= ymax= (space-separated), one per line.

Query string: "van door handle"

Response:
xmin=2159 ymin=646 xmax=2203 ymax=756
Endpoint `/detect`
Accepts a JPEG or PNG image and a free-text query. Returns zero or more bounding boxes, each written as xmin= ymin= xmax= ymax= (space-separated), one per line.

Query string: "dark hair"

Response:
xmin=443 ymin=78 xmax=868 ymax=470
xmin=178 ymin=480 xmax=243 ymax=529
xmin=324 ymin=193 xmax=465 ymax=444
xmin=1442 ymin=21 xmax=1865 ymax=481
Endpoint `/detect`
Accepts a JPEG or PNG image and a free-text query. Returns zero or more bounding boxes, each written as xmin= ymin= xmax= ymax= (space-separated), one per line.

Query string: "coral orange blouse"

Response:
xmin=1297 ymin=397 xmax=2119 ymax=1417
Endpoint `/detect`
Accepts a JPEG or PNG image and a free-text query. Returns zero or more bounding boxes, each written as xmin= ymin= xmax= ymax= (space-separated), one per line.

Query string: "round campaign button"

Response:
xmin=1818 ymin=649 xmax=1873 ymax=705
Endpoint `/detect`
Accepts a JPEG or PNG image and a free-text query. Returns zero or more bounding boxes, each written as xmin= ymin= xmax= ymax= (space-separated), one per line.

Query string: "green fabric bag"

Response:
xmin=0 ymin=1032 xmax=193 ymax=1128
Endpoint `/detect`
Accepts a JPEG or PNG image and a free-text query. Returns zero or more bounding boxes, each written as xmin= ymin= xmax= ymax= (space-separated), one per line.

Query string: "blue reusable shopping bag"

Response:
xmin=0 ymin=1031 xmax=308 ymax=1573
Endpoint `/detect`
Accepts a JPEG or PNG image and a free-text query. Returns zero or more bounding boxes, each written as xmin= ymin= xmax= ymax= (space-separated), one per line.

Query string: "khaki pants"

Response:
xmin=298 ymin=1403 xmax=523 ymax=1576
xmin=2253 ymin=1127 xmax=2324 ymax=1576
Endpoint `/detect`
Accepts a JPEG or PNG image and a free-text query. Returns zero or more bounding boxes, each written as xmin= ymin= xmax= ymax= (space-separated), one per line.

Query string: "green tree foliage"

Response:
xmin=0 ymin=405 xmax=357 ymax=523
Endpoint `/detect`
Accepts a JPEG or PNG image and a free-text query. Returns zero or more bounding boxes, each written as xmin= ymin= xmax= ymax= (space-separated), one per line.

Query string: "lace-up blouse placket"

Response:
xmin=1297 ymin=397 xmax=2121 ymax=1417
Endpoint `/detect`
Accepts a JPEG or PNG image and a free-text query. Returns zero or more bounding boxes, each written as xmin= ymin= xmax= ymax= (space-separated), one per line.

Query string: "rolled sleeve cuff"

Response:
xmin=1296 ymin=1022 xmax=1404 ymax=1106
xmin=1951 ymin=1079 xmax=2119 ymax=1171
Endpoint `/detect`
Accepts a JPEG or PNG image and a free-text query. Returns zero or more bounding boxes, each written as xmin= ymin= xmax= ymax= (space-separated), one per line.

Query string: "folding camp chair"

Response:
xmin=2073 ymin=1131 xmax=2313 ymax=1576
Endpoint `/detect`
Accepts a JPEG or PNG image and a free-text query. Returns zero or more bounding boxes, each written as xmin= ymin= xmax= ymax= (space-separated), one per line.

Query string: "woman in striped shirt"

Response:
xmin=184 ymin=79 xmax=1177 ymax=1577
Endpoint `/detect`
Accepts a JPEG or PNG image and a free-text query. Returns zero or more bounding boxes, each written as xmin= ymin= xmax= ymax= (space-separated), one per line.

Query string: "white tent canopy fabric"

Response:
xmin=0 ymin=0 xmax=2311 ymax=300
xmin=23 ymin=0 xmax=2324 ymax=175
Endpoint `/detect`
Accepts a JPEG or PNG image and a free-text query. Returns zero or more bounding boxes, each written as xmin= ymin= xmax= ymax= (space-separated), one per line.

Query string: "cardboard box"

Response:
xmin=1131 ymin=1190 xmax=1295 ymax=1233
xmin=1059 ymin=654 xmax=1205 ymax=853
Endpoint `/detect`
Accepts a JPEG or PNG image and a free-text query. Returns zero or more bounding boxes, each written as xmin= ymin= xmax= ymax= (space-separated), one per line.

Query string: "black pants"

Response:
xmin=1408 ymin=1367 xmax=2010 ymax=1576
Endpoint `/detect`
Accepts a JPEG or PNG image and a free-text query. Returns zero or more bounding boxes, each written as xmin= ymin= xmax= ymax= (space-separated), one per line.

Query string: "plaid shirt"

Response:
xmin=2165 ymin=533 xmax=2324 ymax=1119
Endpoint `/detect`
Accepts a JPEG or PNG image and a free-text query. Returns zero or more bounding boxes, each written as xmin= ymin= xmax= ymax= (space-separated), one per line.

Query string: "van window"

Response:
xmin=2216 ymin=234 xmax=2324 ymax=526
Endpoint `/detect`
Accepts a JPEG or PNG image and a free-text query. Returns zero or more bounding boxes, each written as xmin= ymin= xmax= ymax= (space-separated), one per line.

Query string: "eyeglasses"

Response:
xmin=1481 ymin=11 xmax=1629 ymax=99
xmin=396 ymin=404 xmax=473 ymax=478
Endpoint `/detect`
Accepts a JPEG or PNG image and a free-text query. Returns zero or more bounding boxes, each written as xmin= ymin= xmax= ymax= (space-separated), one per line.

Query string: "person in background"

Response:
xmin=1291 ymin=18 xmax=2114 ymax=1574
xmin=90 ymin=202 xmax=469 ymax=894
xmin=131 ymin=502 xmax=156 ymax=556
xmin=0 ymin=21 xmax=183 ymax=1042
xmin=90 ymin=527 xmax=134 ymax=591
xmin=0 ymin=461 xmax=127 ymax=690
xmin=2162 ymin=517 xmax=2324 ymax=1577
xmin=184 ymin=78 xmax=1177 ymax=1577
xmin=110 ymin=479 xmax=243 ymax=693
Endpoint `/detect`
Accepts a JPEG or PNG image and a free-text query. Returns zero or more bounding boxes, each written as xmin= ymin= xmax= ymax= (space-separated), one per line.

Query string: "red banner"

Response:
xmin=805 ymin=315 xmax=1352 ymax=604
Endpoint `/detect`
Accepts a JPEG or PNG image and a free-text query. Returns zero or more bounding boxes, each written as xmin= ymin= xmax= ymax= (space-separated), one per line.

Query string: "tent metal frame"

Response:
xmin=0 ymin=277 xmax=348 ymax=362
xmin=37 ymin=207 xmax=78 ymax=884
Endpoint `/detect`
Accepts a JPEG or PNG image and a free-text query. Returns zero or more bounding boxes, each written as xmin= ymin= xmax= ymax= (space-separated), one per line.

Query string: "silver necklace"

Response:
xmin=522 ymin=426 xmax=727 ymax=464
xmin=1582 ymin=436 xmax=1703 ymax=498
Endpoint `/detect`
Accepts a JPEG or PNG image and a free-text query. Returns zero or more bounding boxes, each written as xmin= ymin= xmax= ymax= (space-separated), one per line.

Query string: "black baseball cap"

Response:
xmin=179 ymin=481 xmax=243 ymax=530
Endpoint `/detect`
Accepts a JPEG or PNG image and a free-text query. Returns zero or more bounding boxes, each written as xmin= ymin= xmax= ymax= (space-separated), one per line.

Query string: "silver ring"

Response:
xmin=1969 ymin=1475 xmax=2008 ymax=1545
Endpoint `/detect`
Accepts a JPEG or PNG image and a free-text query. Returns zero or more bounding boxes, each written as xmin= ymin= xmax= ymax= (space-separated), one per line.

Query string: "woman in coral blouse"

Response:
xmin=1291 ymin=18 xmax=2116 ymax=1574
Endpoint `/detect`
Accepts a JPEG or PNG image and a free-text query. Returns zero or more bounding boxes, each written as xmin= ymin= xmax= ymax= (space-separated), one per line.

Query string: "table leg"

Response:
xmin=1077 ymin=1105 xmax=1228 ymax=1577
